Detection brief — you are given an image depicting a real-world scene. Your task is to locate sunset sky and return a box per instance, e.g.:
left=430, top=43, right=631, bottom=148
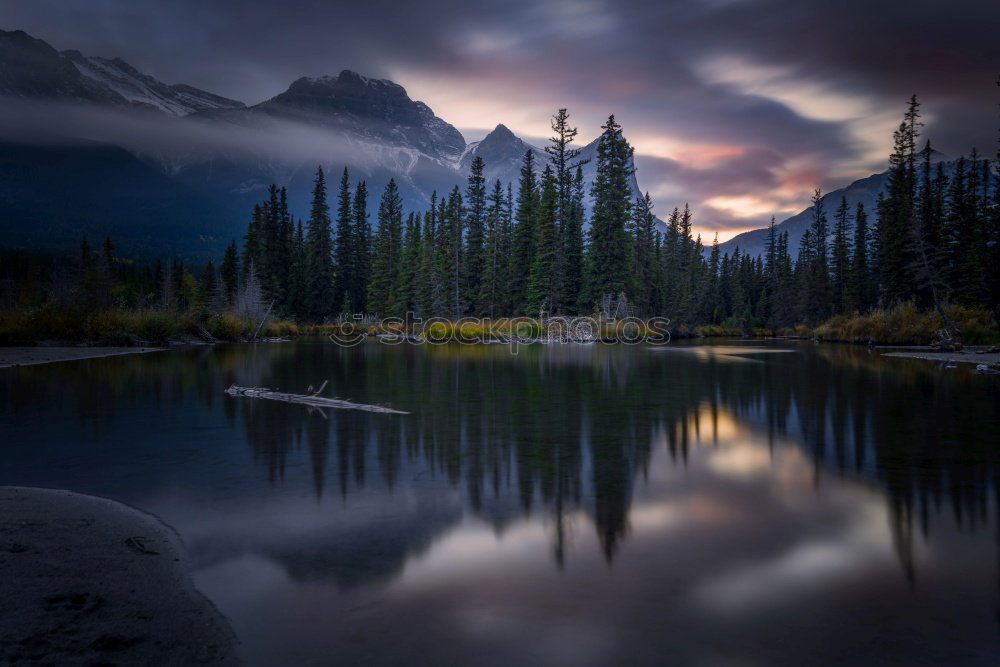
left=7, top=0, right=999, bottom=241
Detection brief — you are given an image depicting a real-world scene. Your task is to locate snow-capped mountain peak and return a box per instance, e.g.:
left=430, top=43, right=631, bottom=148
left=62, top=50, right=245, bottom=116
left=0, top=28, right=244, bottom=116
left=252, top=69, right=466, bottom=162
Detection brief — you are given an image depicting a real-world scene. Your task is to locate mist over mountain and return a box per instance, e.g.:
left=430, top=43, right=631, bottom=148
left=4, top=28, right=713, bottom=259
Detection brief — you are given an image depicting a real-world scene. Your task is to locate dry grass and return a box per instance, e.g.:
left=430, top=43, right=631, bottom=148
left=814, top=303, right=999, bottom=345
left=0, top=307, right=273, bottom=345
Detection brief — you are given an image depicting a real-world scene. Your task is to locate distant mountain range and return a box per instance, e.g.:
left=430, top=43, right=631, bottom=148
left=0, top=28, right=656, bottom=260
left=718, top=151, right=954, bottom=259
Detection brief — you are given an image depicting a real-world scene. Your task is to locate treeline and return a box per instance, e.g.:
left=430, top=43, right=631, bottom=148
left=234, top=100, right=999, bottom=331
left=234, top=110, right=733, bottom=324
left=0, top=238, right=238, bottom=316
left=3, top=98, right=998, bottom=338
left=700, top=97, right=999, bottom=333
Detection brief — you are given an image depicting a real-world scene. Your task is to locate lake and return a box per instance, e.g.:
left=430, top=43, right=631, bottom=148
left=1, top=340, right=998, bottom=665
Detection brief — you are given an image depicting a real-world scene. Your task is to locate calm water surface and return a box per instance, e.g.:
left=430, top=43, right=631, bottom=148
left=2, top=340, right=999, bottom=665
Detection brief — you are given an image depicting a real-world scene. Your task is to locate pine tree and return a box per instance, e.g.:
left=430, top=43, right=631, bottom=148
left=332, top=168, right=354, bottom=313
left=418, top=192, right=438, bottom=318
left=305, top=166, right=334, bottom=321
left=546, top=109, right=584, bottom=311
left=287, top=221, right=308, bottom=320
left=631, top=192, right=658, bottom=315
left=444, top=186, right=465, bottom=318
left=662, top=207, right=680, bottom=316
left=510, top=150, right=538, bottom=314
left=704, top=233, right=722, bottom=324
left=527, top=166, right=559, bottom=315
left=877, top=96, right=921, bottom=305
left=584, top=115, right=634, bottom=309
left=831, top=196, right=851, bottom=314
left=431, top=195, right=450, bottom=316
left=563, top=166, right=585, bottom=313
left=774, top=231, right=795, bottom=328
left=479, top=180, right=506, bottom=318
left=399, top=212, right=422, bottom=314
left=848, top=203, right=871, bottom=313
left=350, top=180, right=371, bottom=313
left=674, top=205, right=696, bottom=323
left=942, top=156, right=969, bottom=300
left=463, top=156, right=487, bottom=315
left=368, top=179, right=404, bottom=315
left=801, top=189, right=831, bottom=324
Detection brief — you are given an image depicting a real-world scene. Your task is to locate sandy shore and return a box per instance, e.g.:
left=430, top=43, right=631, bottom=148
left=0, top=487, right=238, bottom=665
left=0, top=346, right=164, bottom=369
left=881, top=350, right=1000, bottom=365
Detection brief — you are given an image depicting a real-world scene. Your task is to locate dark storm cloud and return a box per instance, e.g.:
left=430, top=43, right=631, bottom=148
left=5, top=0, right=998, bottom=238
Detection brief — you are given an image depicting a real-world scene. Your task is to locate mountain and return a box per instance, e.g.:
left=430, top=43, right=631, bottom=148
left=248, top=71, right=464, bottom=161
left=0, top=28, right=667, bottom=259
left=167, top=69, right=471, bottom=221
left=459, top=123, right=546, bottom=182
left=62, top=50, right=245, bottom=115
left=0, top=28, right=244, bottom=115
left=718, top=151, right=952, bottom=259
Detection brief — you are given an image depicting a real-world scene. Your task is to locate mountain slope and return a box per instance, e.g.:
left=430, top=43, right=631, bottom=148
left=0, top=141, right=241, bottom=259
left=173, top=70, right=469, bottom=217
left=63, top=50, right=244, bottom=115
left=0, top=28, right=670, bottom=258
left=0, top=28, right=244, bottom=115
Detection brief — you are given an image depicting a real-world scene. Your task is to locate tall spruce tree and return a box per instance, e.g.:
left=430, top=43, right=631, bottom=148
left=399, top=212, right=422, bottom=314
left=831, top=196, right=851, bottom=315
left=631, top=192, right=658, bottom=315
left=435, top=186, right=465, bottom=319
left=584, top=115, right=634, bottom=308
left=527, top=166, right=560, bottom=314
left=479, top=180, right=506, bottom=318
left=801, top=189, right=831, bottom=324
left=287, top=221, right=308, bottom=320
left=332, top=168, right=354, bottom=313
left=510, top=150, right=538, bottom=314
left=418, top=192, right=438, bottom=317
left=367, top=179, right=404, bottom=315
left=877, top=96, right=921, bottom=305
left=546, top=109, right=584, bottom=311
left=849, top=202, right=871, bottom=313
left=463, top=156, right=487, bottom=315
left=564, top=166, right=586, bottom=313
left=350, top=180, right=370, bottom=313
left=305, top=166, right=334, bottom=321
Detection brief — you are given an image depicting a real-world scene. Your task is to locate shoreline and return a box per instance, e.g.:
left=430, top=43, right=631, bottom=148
left=0, top=346, right=166, bottom=369
left=0, top=487, right=238, bottom=664
left=881, top=349, right=1000, bottom=365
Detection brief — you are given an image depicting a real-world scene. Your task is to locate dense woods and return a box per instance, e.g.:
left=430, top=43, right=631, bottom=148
left=2, top=98, right=999, bottom=342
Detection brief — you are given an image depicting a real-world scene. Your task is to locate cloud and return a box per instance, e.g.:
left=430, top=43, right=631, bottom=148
left=4, top=0, right=998, bottom=239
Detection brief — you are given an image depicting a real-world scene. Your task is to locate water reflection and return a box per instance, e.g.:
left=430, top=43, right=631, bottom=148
left=1, top=341, right=998, bottom=664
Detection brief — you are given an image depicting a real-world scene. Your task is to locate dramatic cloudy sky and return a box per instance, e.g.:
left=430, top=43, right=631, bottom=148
left=7, top=0, right=1000, bottom=240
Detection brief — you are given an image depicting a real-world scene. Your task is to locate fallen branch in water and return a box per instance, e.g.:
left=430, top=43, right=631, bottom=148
left=225, top=384, right=408, bottom=414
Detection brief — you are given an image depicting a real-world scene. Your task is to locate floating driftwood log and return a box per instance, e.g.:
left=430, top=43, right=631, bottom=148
left=225, top=383, right=408, bottom=414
